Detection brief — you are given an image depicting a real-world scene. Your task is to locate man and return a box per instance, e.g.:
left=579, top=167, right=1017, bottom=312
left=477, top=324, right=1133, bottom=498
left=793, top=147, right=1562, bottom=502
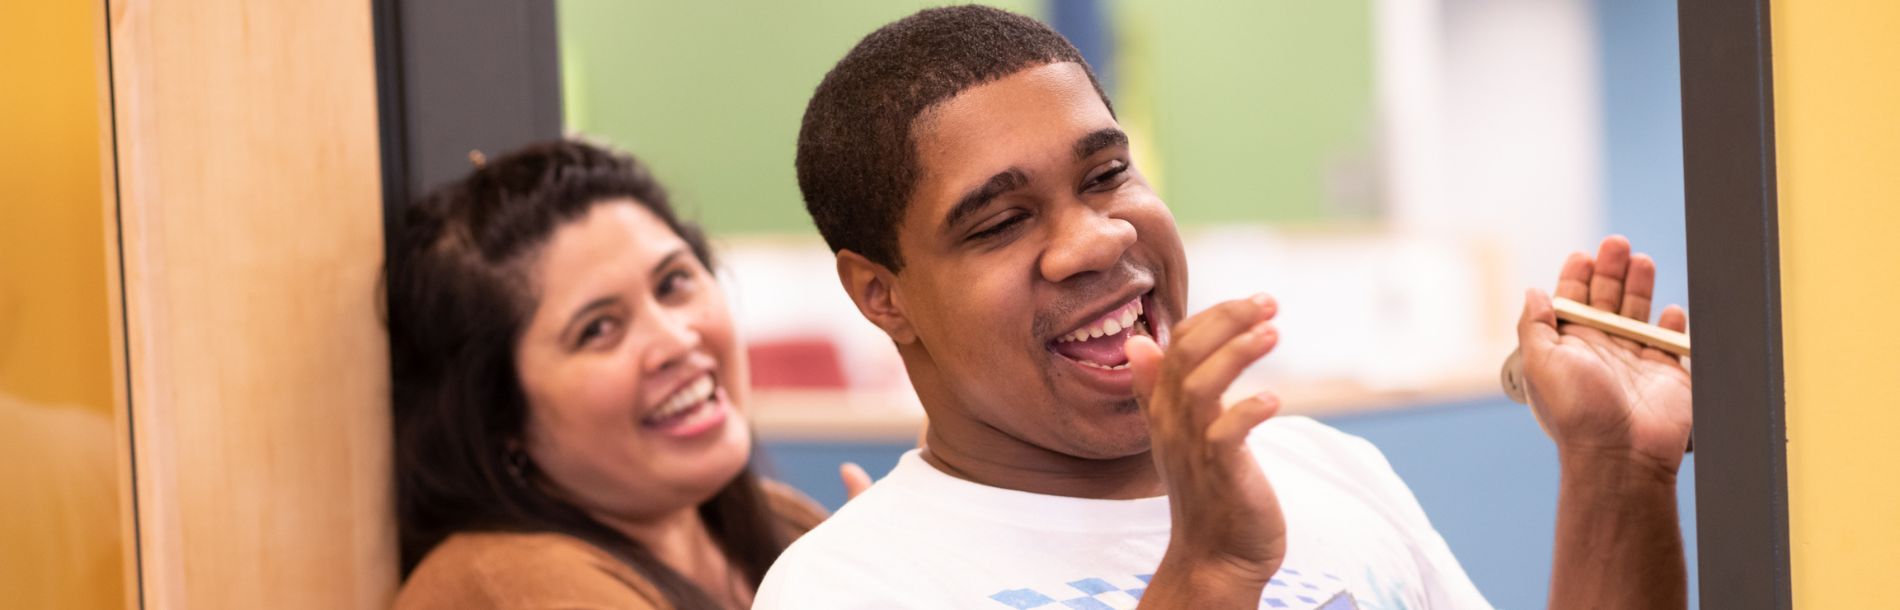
left=757, top=6, right=1693, bottom=609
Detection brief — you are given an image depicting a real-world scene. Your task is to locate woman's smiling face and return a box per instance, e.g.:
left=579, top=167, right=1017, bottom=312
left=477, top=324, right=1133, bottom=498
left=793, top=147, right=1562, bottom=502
left=513, top=200, right=753, bottom=521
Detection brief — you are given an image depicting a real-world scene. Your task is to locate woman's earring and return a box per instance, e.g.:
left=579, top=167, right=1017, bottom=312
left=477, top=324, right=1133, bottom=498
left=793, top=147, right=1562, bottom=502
left=504, top=446, right=531, bottom=484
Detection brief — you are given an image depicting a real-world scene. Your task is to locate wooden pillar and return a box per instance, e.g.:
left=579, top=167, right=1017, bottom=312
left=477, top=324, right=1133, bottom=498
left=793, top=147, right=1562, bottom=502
left=107, top=1, right=396, bottom=607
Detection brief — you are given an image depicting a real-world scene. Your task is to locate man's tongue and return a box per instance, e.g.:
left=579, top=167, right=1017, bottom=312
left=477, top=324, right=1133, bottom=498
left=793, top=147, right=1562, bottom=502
left=1051, top=328, right=1131, bottom=367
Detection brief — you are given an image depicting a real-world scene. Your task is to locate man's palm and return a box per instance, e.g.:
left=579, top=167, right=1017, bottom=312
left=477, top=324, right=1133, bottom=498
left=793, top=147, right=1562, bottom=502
left=1527, top=319, right=1691, bottom=469
left=1517, top=236, right=1692, bottom=473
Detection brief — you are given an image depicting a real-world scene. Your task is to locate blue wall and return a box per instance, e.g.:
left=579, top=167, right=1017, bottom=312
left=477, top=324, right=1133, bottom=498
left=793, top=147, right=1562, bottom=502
left=1325, top=399, right=1698, bottom=609
left=1595, top=0, right=1694, bottom=604
left=1597, top=0, right=1689, bottom=314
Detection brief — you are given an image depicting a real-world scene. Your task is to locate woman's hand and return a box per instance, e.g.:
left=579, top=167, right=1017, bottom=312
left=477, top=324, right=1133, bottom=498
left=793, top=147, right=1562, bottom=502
left=840, top=462, right=874, bottom=500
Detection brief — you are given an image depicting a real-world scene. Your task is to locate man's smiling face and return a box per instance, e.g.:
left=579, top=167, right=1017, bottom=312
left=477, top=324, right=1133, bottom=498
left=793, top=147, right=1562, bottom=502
left=887, top=61, right=1188, bottom=460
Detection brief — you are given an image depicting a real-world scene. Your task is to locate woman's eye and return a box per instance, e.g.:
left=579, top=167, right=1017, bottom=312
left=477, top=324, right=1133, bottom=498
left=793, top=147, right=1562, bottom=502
left=656, top=268, right=696, bottom=299
left=577, top=317, right=619, bottom=346
left=968, top=214, right=1028, bottom=242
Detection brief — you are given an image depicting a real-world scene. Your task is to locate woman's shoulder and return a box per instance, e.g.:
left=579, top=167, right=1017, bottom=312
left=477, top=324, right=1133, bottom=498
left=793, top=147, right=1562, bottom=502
left=393, top=531, right=664, bottom=610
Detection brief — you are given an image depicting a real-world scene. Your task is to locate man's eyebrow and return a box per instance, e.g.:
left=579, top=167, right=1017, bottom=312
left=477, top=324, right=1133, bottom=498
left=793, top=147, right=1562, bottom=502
left=1073, top=128, right=1129, bottom=160
left=942, top=168, right=1029, bottom=232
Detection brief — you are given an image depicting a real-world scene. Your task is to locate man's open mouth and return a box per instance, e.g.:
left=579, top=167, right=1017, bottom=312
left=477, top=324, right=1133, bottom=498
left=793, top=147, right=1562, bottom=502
left=1048, top=295, right=1152, bottom=370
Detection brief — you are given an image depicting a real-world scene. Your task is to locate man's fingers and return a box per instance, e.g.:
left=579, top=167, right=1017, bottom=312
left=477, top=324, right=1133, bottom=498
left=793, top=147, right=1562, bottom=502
left=1556, top=252, right=1594, bottom=302
left=1207, top=392, right=1282, bottom=449
left=1589, top=235, right=1632, bottom=313
left=1621, top=253, right=1656, bottom=322
left=1518, top=288, right=1561, bottom=360
left=1640, top=346, right=1687, bottom=368
left=1658, top=304, right=1688, bottom=333
left=840, top=462, right=874, bottom=500
left=1127, top=334, right=1164, bottom=404
left=1157, top=295, right=1275, bottom=384
left=1176, top=321, right=1278, bottom=422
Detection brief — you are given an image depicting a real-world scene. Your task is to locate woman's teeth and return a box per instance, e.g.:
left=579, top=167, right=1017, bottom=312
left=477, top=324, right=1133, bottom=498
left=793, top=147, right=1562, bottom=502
left=649, top=374, right=716, bottom=422
left=1054, top=299, right=1145, bottom=344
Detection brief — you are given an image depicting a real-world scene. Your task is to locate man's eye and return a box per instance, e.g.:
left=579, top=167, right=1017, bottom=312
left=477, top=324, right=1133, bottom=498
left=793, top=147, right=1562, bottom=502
left=968, top=214, right=1028, bottom=242
left=1086, top=162, right=1130, bottom=190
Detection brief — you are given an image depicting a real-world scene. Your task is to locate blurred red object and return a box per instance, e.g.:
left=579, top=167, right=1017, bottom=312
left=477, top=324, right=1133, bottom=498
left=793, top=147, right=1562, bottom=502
left=746, top=337, right=848, bottom=389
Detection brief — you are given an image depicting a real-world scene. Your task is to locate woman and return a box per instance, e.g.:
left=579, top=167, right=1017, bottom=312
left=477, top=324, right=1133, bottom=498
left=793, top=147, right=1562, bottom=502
left=386, top=140, right=825, bottom=609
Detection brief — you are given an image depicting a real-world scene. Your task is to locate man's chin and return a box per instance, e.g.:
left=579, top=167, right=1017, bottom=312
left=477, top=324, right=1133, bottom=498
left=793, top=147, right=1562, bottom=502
left=1059, top=435, right=1152, bottom=461
left=1047, top=408, right=1152, bottom=460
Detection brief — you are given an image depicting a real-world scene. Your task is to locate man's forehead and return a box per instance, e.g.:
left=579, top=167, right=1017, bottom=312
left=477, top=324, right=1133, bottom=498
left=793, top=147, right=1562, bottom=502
left=915, top=63, right=1110, bottom=152
left=909, top=64, right=1118, bottom=199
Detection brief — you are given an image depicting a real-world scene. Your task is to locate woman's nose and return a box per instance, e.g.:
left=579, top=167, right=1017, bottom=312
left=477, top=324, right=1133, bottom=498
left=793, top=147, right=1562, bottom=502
left=641, top=308, right=702, bottom=373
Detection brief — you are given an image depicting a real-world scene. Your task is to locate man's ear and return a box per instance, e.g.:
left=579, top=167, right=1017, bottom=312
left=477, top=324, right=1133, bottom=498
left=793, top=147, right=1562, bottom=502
left=836, top=250, right=917, bottom=344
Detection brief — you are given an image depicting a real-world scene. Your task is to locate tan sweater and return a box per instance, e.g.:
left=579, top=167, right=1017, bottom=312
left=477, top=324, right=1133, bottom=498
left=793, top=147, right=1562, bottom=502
left=392, top=482, right=828, bottom=610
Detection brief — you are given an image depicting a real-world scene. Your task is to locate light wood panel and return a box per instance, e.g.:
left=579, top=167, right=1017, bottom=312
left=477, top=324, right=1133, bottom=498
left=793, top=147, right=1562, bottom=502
left=107, top=0, right=395, bottom=607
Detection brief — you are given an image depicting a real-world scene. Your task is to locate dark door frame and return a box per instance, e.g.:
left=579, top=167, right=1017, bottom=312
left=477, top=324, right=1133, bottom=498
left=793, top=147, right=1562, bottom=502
left=1678, top=0, right=1792, bottom=607
left=371, top=0, right=562, bottom=255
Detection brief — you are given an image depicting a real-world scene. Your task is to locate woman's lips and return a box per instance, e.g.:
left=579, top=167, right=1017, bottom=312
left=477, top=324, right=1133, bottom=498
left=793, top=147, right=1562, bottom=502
left=641, top=375, right=731, bottom=439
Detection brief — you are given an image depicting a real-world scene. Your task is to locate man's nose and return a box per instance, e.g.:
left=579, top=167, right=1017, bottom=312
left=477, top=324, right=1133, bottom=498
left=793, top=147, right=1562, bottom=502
left=1039, top=203, right=1137, bottom=284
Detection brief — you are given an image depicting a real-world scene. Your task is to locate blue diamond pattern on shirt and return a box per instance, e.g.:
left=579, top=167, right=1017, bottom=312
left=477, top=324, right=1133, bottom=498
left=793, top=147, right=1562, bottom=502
left=987, top=569, right=1353, bottom=609
left=991, top=588, right=1057, bottom=609
left=1061, top=598, right=1115, bottom=610
left=1068, top=578, right=1117, bottom=595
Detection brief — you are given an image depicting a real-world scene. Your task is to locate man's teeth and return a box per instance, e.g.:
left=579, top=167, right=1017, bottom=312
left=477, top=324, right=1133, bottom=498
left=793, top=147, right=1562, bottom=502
left=652, top=374, right=715, bottom=420
left=1055, top=299, right=1144, bottom=344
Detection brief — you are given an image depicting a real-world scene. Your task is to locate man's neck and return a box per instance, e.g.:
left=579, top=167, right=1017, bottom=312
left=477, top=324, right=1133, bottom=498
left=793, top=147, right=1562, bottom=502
left=917, top=419, right=1166, bottom=500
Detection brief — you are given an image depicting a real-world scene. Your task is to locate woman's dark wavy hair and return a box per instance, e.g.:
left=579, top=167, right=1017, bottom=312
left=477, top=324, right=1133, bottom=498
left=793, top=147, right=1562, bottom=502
left=386, top=139, right=786, bottom=608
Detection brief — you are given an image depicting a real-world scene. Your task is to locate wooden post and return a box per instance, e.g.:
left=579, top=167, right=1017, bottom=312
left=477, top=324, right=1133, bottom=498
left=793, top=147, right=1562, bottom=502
left=107, top=1, right=396, bottom=607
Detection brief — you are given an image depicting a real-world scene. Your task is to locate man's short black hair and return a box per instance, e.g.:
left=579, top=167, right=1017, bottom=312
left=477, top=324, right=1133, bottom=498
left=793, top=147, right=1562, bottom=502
left=795, top=5, right=1112, bottom=271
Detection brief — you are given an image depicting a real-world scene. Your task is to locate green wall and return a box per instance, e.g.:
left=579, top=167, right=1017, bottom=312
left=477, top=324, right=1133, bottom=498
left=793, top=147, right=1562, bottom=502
left=560, top=0, right=1371, bottom=235
left=1114, top=0, right=1374, bottom=226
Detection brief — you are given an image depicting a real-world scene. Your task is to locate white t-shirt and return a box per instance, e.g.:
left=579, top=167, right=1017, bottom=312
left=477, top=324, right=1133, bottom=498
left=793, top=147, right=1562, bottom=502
left=755, top=417, right=1490, bottom=610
